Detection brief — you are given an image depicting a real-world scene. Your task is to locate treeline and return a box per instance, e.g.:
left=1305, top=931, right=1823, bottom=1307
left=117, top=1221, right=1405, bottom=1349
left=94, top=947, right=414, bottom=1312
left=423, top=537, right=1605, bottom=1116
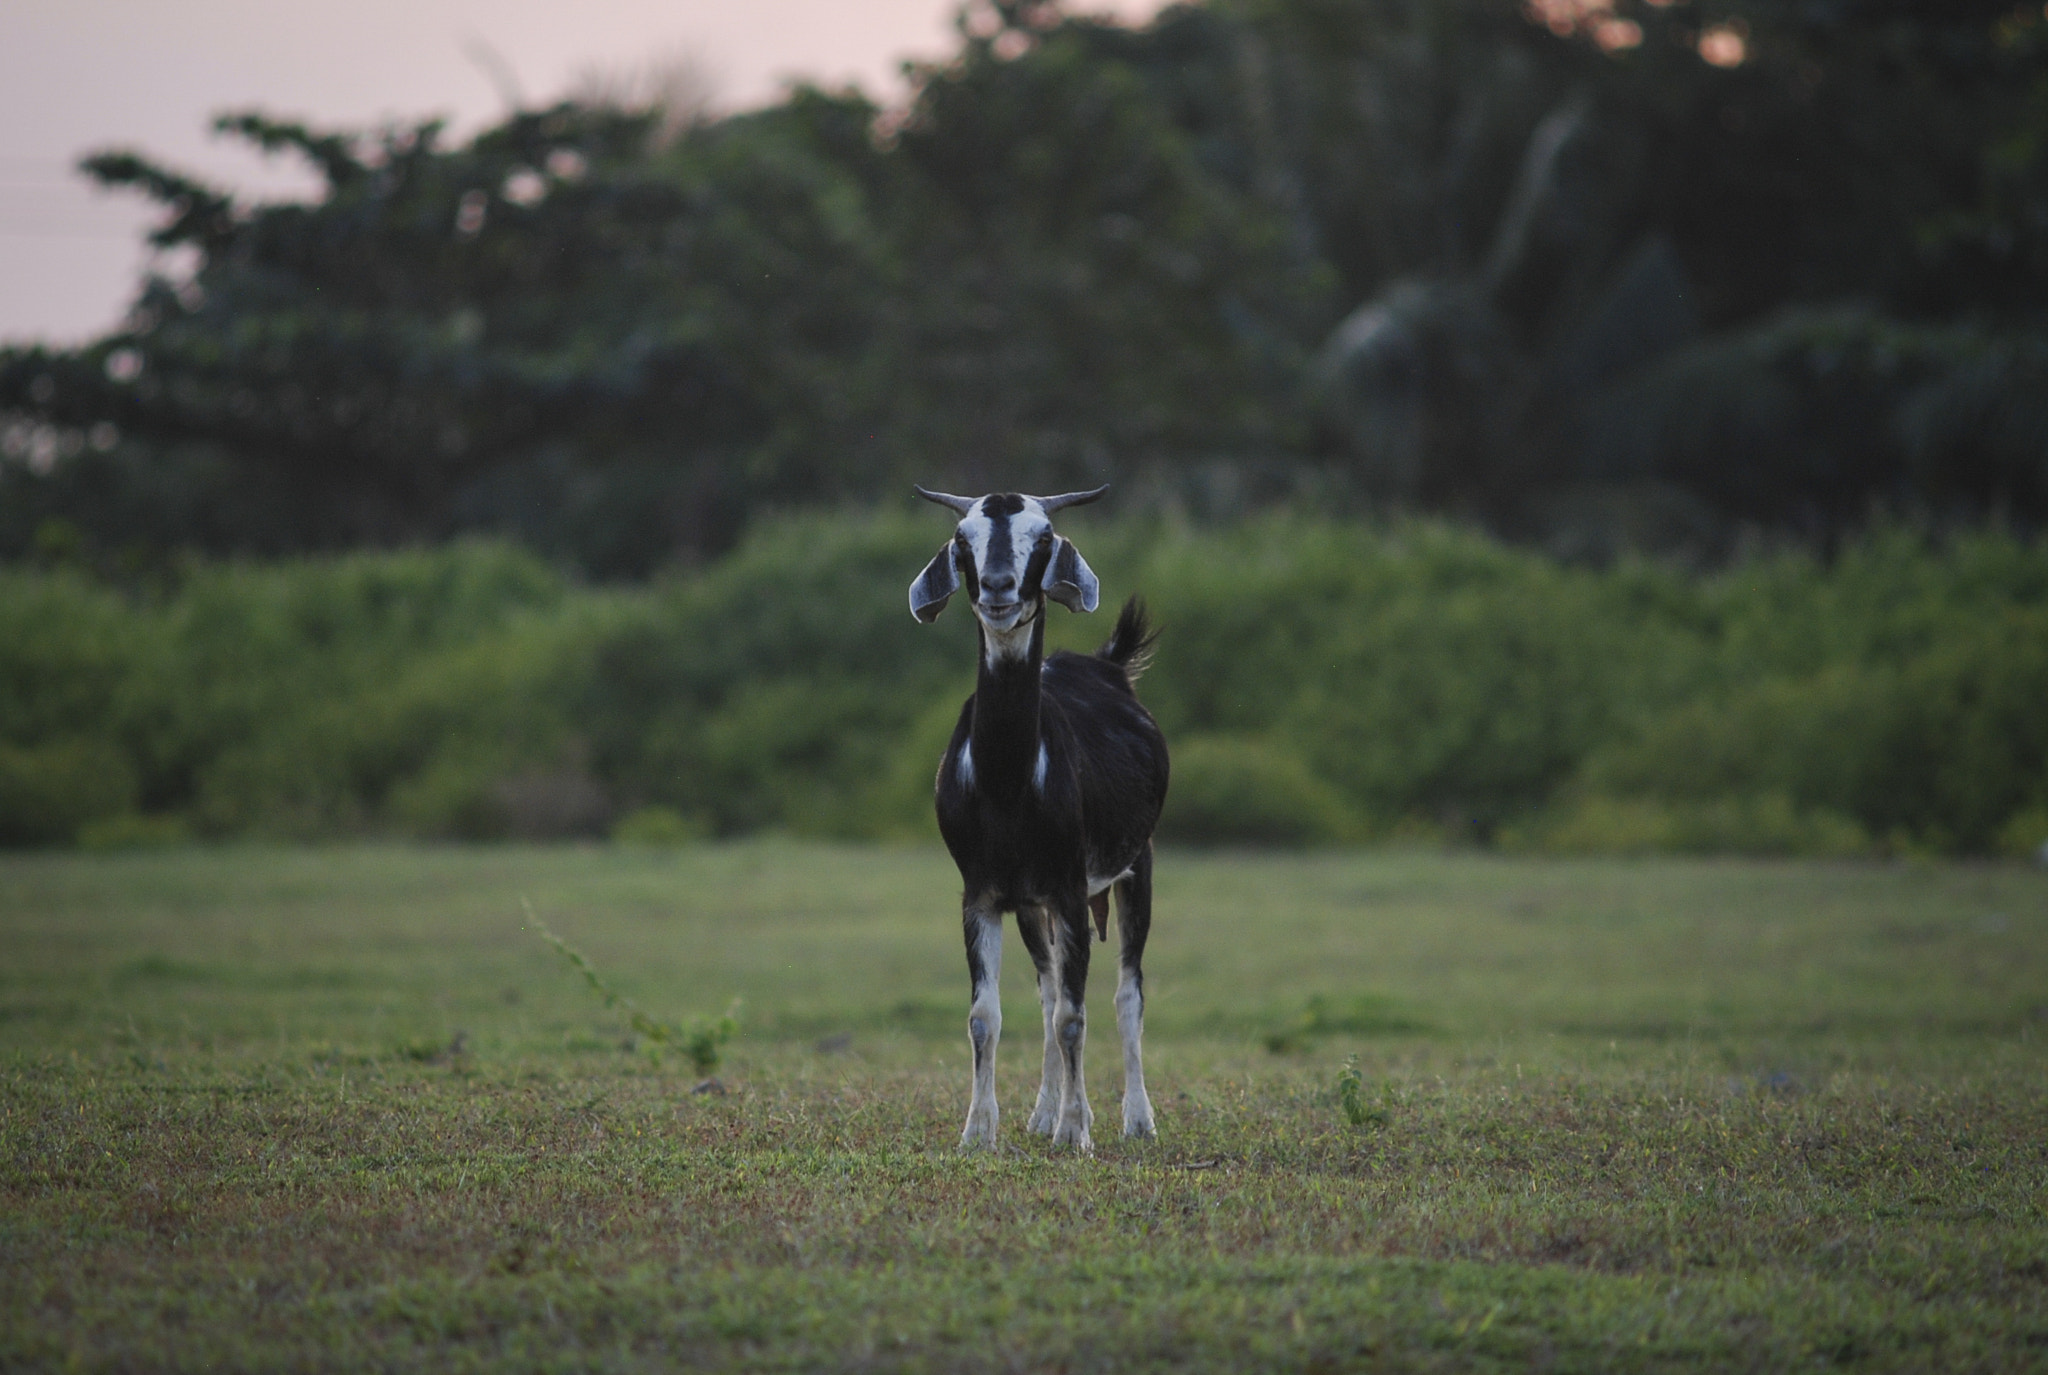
left=3, top=0, right=2047, bottom=573
left=6, top=516, right=2046, bottom=856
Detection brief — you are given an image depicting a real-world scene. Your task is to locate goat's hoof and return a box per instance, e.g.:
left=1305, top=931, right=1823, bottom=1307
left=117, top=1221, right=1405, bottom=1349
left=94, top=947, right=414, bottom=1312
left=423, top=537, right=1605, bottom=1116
left=1123, top=1117, right=1156, bottom=1140
left=1026, top=1105, right=1058, bottom=1136
left=1052, top=1121, right=1094, bottom=1153
left=959, top=1107, right=999, bottom=1151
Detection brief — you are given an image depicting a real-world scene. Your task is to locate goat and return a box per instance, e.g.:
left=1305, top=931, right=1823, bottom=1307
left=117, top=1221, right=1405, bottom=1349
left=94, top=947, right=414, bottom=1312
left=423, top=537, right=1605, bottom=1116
left=907, top=485, right=1170, bottom=1151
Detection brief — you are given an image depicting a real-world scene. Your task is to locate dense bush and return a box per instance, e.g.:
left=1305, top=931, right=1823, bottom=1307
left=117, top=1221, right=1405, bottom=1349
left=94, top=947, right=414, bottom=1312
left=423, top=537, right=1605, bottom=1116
left=3, top=517, right=2046, bottom=856
left=1567, top=533, right=2048, bottom=855
left=1157, top=735, right=1363, bottom=847
left=1125, top=521, right=1701, bottom=835
left=1501, top=794, right=1871, bottom=859
left=0, top=737, right=136, bottom=847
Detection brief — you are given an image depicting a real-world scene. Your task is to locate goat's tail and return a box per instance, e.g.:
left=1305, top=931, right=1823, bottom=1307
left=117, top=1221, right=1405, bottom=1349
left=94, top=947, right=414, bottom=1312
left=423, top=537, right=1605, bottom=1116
left=1097, top=596, right=1160, bottom=684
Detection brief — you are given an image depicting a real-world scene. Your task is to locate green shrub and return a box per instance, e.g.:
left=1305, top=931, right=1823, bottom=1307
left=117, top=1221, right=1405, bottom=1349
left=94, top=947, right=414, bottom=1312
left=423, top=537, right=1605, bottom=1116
left=1158, top=734, right=1362, bottom=846
left=4, top=518, right=2048, bottom=854
left=1996, top=806, right=2048, bottom=861
left=0, top=737, right=137, bottom=846
left=381, top=751, right=498, bottom=840
left=1576, top=605, right=2048, bottom=853
left=76, top=813, right=192, bottom=851
left=1503, top=793, right=1870, bottom=858
left=611, top=805, right=707, bottom=847
left=575, top=515, right=970, bottom=837
left=1132, top=520, right=1697, bottom=836
left=851, top=687, right=971, bottom=842
left=0, top=571, right=153, bottom=747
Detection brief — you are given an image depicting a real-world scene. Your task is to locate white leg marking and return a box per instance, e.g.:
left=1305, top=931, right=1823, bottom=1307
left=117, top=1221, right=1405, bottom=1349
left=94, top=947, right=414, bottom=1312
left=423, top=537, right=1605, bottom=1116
left=1032, top=742, right=1049, bottom=795
left=1116, top=963, right=1155, bottom=1140
left=960, top=913, right=1003, bottom=1150
left=1053, top=1004, right=1093, bottom=1152
left=1052, top=924, right=1093, bottom=1153
left=1027, top=967, right=1060, bottom=1135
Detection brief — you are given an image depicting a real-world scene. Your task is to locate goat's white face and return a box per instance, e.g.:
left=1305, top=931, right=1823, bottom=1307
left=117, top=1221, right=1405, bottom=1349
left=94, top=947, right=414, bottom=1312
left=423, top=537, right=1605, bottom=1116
left=955, top=494, right=1055, bottom=632
left=908, top=487, right=1104, bottom=633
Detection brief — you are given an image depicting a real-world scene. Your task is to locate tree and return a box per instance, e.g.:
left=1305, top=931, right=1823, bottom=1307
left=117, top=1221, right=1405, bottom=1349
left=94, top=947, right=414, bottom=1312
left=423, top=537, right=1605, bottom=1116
left=4, top=0, right=2045, bottom=572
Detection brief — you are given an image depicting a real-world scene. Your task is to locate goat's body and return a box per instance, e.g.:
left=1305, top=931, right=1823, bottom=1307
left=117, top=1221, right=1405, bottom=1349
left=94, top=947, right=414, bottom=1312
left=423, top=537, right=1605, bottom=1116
left=936, top=598, right=1168, bottom=1151
left=937, top=639, right=1166, bottom=910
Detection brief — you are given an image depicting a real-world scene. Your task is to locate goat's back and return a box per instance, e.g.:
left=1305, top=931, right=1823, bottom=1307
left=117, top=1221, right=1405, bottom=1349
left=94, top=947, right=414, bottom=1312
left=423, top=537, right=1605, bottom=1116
left=1042, top=648, right=1169, bottom=874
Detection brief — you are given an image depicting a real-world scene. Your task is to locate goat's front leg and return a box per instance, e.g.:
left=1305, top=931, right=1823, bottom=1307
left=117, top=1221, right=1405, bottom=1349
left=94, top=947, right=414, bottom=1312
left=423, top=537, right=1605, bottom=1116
left=959, top=900, right=1004, bottom=1150
left=1050, top=892, right=1094, bottom=1152
left=1017, top=907, right=1061, bottom=1136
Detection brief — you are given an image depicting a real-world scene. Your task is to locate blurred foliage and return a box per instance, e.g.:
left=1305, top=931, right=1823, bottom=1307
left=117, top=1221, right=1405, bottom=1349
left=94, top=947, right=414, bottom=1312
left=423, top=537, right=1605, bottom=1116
left=3, top=0, right=2048, bottom=569
left=1501, top=792, right=1872, bottom=858
left=1159, top=734, right=1365, bottom=845
left=3, top=515, right=2046, bottom=855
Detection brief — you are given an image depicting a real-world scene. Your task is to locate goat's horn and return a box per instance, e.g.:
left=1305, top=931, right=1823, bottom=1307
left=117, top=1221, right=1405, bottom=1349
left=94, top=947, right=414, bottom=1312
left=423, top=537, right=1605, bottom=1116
left=913, top=486, right=977, bottom=514
left=1034, top=485, right=1110, bottom=513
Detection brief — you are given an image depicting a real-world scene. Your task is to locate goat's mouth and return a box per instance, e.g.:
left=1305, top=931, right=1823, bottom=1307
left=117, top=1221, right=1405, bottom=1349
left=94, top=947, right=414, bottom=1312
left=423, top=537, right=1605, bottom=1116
left=975, top=599, right=1030, bottom=627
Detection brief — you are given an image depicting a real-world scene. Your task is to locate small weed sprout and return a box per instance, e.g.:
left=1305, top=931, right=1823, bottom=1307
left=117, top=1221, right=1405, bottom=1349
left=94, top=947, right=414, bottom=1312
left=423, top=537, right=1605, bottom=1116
left=1336, top=1055, right=1365, bottom=1123
left=529, top=903, right=739, bottom=1072
left=1336, top=1055, right=1389, bottom=1128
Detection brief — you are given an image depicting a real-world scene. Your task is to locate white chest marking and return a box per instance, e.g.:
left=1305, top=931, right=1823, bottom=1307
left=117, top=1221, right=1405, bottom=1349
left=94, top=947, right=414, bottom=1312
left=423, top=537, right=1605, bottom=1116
left=956, top=741, right=975, bottom=790
left=1032, top=742, right=1049, bottom=795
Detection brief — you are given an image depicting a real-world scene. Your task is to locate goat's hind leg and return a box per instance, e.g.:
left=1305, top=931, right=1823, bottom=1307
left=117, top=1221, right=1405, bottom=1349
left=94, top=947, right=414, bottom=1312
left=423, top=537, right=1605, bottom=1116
left=1115, top=845, right=1156, bottom=1140
left=1017, top=906, right=1061, bottom=1136
left=959, top=900, right=1004, bottom=1150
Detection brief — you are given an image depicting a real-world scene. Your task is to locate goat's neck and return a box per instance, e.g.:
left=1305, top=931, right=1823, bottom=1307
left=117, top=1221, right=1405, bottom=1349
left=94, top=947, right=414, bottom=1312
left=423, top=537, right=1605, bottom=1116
left=970, top=608, right=1046, bottom=794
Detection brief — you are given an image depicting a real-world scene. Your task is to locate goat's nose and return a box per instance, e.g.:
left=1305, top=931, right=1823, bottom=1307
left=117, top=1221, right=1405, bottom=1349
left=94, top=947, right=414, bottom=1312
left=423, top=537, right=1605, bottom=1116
left=981, top=571, right=1016, bottom=594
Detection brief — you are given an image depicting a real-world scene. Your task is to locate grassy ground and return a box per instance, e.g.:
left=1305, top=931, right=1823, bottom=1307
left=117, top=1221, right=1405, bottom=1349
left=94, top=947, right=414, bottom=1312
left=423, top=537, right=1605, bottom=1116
left=3, top=842, right=2046, bottom=1371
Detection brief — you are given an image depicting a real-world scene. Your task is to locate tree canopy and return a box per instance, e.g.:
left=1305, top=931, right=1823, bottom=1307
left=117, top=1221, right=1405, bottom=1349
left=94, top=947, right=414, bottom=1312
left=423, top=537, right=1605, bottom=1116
left=5, top=0, right=2047, bottom=573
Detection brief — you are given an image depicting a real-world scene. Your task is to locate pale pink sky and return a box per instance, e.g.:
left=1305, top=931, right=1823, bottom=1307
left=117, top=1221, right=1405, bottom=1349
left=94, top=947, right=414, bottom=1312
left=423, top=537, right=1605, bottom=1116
left=0, top=0, right=1163, bottom=345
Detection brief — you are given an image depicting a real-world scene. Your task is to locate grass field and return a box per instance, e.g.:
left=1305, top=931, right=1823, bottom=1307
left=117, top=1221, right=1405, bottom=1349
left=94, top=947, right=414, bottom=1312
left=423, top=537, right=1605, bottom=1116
left=3, top=842, right=2046, bottom=1371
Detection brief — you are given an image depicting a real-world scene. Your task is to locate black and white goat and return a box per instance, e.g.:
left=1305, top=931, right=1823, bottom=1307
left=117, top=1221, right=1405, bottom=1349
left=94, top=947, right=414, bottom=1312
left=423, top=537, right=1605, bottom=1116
left=908, top=485, right=1170, bottom=1151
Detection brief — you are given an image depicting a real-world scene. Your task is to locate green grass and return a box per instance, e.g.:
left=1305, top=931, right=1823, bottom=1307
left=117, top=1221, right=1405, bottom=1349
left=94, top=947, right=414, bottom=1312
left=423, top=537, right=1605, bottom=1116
left=3, top=842, right=2046, bottom=1371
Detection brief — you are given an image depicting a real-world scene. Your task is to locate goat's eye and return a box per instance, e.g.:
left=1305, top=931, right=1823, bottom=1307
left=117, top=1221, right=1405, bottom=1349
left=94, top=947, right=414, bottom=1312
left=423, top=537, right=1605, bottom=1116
left=1037, top=532, right=1054, bottom=549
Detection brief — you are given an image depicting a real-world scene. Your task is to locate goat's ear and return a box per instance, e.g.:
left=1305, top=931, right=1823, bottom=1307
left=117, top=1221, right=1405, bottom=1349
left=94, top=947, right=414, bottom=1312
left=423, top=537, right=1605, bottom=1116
left=1042, top=536, right=1100, bottom=613
left=909, top=541, right=960, bottom=622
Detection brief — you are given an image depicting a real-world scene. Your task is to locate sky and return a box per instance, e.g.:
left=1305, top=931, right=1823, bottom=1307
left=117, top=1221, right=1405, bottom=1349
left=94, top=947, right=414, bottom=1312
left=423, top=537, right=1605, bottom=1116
left=0, top=0, right=1162, bottom=347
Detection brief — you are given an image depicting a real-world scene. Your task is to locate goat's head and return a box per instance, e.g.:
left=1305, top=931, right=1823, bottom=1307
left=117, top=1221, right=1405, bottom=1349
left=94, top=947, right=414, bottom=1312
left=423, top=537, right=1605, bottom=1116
left=908, top=486, right=1106, bottom=630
